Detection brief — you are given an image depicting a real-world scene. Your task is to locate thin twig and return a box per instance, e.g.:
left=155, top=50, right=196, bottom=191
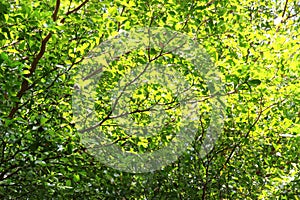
left=61, top=0, right=90, bottom=23
left=219, top=97, right=287, bottom=172
left=276, top=0, right=289, bottom=32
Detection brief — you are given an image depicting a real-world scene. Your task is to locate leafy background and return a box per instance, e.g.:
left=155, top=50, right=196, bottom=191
left=0, top=0, right=299, bottom=199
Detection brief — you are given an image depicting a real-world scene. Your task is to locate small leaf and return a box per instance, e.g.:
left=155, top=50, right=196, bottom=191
left=40, top=117, right=48, bottom=125
left=67, top=143, right=73, bottom=154
left=248, top=79, right=261, bottom=86
left=23, top=70, right=31, bottom=75
left=73, top=174, right=80, bottom=182
left=66, top=180, right=72, bottom=186
left=115, top=16, right=127, bottom=23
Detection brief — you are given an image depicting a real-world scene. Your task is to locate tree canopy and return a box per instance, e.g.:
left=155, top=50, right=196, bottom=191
left=0, top=0, right=299, bottom=199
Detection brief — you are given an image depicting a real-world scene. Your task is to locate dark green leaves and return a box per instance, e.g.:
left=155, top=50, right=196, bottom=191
left=248, top=79, right=262, bottom=86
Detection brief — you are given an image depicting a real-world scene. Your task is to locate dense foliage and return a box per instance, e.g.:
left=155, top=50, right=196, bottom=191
left=0, top=0, right=299, bottom=199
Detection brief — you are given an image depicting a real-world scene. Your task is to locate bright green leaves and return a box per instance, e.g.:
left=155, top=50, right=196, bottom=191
left=1, top=0, right=299, bottom=198
left=90, top=49, right=184, bottom=154
left=115, top=16, right=128, bottom=23
left=73, top=174, right=80, bottom=182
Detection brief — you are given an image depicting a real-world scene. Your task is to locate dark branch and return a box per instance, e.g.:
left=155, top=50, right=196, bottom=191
left=276, top=0, right=289, bottom=32
left=61, top=0, right=90, bottom=23
left=52, top=0, right=61, bottom=21
left=7, top=0, right=61, bottom=119
left=7, top=0, right=90, bottom=119
left=282, top=0, right=289, bottom=18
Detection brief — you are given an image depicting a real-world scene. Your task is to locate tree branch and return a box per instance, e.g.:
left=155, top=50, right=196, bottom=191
left=7, top=0, right=91, bottom=119
left=282, top=0, right=289, bottom=19
left=219, top=97, right=287, bottom=172
left=276, top=0, right=289, bottom=32
left=52, top=0, right=61, bottom=21
left=7, top=0, right=61, bottom=119
left=61, top=0, right=90, bottom=23
left=205, top=0, right=216, bottom=7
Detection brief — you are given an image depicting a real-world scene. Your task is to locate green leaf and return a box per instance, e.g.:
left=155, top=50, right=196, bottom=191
left=73, top=174, right=80, bottom=182
left=23, top=70, right=30, bottom=75
left=66, top=180, right=72, bottom=187
left=248, top=79, right=262, bottom=86
left=67, top=143, right=73, bottom=154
